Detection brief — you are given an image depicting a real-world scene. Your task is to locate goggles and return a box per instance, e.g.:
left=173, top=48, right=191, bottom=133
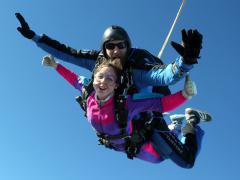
left=105, top=42, right=127, bottom=50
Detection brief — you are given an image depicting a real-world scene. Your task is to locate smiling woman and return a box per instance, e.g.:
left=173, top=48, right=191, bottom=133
left=2, top=0, right=238, bottom=179
left=39, top=54, right=210, bottom=169
left=93, top=60, right=121, bottom=101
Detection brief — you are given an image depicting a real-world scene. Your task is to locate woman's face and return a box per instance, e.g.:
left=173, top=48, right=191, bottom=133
left=93, top=66, right=118, bottom=100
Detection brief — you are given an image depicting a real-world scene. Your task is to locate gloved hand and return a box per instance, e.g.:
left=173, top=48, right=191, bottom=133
left=171, top=29, right=203, bottom=65
left=15, top=12, right=35, bottom=39
left=42, top=55, right=58, bottom=68
left=182, top=73, right=197, bottom=99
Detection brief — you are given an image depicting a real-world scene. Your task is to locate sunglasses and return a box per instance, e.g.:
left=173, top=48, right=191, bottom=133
left=105, top=42, right=127, bottom=50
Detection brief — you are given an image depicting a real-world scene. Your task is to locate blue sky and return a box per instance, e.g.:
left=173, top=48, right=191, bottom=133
left=0, top=0, right=239, bottom=179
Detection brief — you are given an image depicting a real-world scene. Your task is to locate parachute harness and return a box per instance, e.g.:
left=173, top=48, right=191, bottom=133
left=75, top=57, right=147, bottom=159
left=75, top=2, right=190, bottom=154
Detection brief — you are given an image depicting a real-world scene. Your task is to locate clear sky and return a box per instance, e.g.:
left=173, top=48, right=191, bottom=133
left=1, top=0, right=239, bottom=179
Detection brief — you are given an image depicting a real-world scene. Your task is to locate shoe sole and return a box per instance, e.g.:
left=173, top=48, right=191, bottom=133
left=185, top=108, right=212, bottom=122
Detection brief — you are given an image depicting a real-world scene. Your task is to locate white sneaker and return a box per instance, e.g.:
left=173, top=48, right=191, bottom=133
left=185, top=108, right=212, bottom=124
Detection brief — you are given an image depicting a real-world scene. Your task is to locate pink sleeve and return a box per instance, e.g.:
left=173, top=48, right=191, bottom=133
left=161, top=91, right=187, bottom=112
left=56, top=64, right=80, bottom=88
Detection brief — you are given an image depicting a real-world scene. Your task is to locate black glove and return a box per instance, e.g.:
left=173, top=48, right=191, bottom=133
left=171, top=29, right=203, bottom=65
left=15, top=12, right=35, bottom=39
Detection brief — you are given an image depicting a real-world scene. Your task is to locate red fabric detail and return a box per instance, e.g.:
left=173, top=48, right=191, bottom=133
left=161, top=91, right=187, bottom=112
left=56, top=64, right=78, bottom=86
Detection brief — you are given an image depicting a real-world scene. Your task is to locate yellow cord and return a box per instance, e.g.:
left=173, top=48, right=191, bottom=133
left=158, top=0, right=186, bottom=59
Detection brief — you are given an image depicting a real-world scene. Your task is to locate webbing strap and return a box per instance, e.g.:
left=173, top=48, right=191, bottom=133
left=96, top=132, right=129, bottom=141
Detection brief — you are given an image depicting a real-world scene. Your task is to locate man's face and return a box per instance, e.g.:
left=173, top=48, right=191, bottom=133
left=105, top=40, right=128, bottom=61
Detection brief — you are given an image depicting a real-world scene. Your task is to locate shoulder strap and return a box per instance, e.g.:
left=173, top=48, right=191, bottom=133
left=114, top=94, right=128, bottom=129
left=75, top=79, right=94, bottom=117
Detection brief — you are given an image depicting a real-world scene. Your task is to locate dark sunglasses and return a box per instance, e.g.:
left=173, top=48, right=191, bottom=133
left=105, top=42, right=127, bottom=50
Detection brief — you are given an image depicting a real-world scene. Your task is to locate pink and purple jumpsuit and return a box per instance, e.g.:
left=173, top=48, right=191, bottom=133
left=55, top=63, right=195, bottom=164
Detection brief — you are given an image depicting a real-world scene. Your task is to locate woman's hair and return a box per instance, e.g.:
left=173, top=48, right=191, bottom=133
left=93, top=58, right=123, bottom=84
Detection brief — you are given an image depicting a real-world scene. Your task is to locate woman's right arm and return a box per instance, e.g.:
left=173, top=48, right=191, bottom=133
left=42, top=55, right=88, bottom=92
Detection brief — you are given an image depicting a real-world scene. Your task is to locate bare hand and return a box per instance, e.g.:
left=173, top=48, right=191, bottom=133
left=42, top=55, right=58, bottom=68
left=182, top=73, right=197, bottom=99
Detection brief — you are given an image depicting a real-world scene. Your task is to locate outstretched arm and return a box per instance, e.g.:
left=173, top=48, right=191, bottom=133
left=133, top=56, right=193, bottom=88
left=128, top=73, right=197, bottom=118
left=42, top=55, right=88, bottom=92
left=133, top=29, right=203, bottom=88
left=16, top=12, right=97, bottom=71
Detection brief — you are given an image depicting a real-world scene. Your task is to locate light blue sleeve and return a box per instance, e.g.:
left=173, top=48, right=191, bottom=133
left=132, top=57, right=194, bottom=88
left=75, top=76, right=90, bottom=92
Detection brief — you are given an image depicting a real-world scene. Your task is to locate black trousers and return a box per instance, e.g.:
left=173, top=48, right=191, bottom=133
left=152, top=122, right=198, bottom=168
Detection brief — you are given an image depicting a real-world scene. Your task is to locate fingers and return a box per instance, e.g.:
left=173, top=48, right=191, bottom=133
left=193, top=30, right=203, bottom=40
left=15, top=12, right=29, bottom=29
left=17, top=27, right=23, bottom=33
left=192, top=30, right=203, bottom=49
left=49, top=54, right=54, bottom=61
left=184, top=74, right=197, bottom=98
left=43, top=55, right=50, bottom=60
left=187, top=29, right=193, bottom=37
left=186, top=29, right=203, bottom=48
left=42, top=55, right=52, bottom=64
left=15, top=13, right=25, bottom=24
left=42, top=56, right=51, bottom=66
left=189, top=81, right=197, bottom=96
left=171, top=41, right=184, bottom=56
left=181, top=29, right=188, bottom=44
left=42, top=55, right=57, bottom=68
left=15, top=13, right=24, bottom=22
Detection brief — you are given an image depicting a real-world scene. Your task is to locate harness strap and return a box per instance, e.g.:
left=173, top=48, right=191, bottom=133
left=74, top=54, right=172, bottom=160
left=75, top=79, right=94, bottom=117
left=96, top=130, right=146, bottom=159
left=114, top=95, right=128, bottom=129
left=96, top=132, right=130, bottom=141
left=96, top=131, right=129, bottom=149
left=125, top=130, right=146, bottom=159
